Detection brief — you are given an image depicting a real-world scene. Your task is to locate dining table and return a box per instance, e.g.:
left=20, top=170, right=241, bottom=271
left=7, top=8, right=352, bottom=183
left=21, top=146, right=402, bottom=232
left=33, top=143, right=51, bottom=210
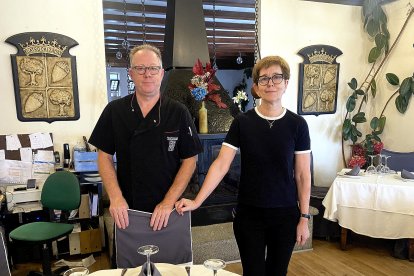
left=88, top=263, right=241, bottom=276
left=322, top=170, right=414, bottom=260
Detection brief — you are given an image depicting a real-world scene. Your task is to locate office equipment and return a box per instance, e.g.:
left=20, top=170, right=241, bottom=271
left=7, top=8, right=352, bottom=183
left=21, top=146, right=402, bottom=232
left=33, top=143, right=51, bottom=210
left=9, top=171, right=81, bottom=275
left=6, top=184, right=42, bottom=212
left=74, top=151, right=98, bottom=172
left=63, top=143, right=70, bottom=168
left=26, top=178, right=36, bottom=190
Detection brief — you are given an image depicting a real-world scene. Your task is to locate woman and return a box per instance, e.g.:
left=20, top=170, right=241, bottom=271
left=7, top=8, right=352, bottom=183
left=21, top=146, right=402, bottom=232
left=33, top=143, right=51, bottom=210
left=176, top=56, right=311, bottom=276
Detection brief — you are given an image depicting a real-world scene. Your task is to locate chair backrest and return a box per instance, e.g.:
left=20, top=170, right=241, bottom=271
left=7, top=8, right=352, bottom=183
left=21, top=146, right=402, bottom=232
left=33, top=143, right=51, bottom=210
left=41, top=171, right=81, bottom=211
left=0, top=232, right=11, bottom=276
left=381, top=149, right=414, bottom=172
left=116, top=209, right=192, bottom=268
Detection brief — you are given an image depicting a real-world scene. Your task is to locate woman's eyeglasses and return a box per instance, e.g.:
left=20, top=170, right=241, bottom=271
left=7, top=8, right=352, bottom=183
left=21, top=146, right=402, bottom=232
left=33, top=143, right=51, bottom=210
left=131, top=65, right=161, bottom=75
left=258, top=74, right=284, bottom=86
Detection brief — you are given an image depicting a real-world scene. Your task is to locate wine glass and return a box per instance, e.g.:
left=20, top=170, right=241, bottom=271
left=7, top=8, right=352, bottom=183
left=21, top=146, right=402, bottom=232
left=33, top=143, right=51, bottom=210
left=381, top=155, right=393, bottom=174
left=366, top=155, right=377, bottom=174
left=63, top=267, right=89, bottom=276
left=375, top=154, right=384, bottom=174
left=203, top=259, right=226, bottom=276
left=137, top=245, right=159, bottom=276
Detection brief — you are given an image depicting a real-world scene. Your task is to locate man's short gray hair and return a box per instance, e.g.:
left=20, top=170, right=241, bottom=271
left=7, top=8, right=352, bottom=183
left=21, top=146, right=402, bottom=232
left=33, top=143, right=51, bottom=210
left=129, top=44, right=163, bottom=67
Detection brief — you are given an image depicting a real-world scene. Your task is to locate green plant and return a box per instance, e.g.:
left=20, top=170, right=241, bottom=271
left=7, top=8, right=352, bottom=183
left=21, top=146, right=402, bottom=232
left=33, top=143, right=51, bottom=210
left=341, top=0, right=414, bottom=166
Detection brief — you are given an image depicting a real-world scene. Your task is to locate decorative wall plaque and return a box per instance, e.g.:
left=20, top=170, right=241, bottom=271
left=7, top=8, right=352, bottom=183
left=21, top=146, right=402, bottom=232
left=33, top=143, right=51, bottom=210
left=297, top=45, right=343, bottom=116
left=6, top=32, right=80, bottom=123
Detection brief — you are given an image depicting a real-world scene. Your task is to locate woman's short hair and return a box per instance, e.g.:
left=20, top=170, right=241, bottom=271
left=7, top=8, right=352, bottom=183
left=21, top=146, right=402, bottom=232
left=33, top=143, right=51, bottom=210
left=252, top=56, right=290, bottom=85
left=129, top=44, right=163, bottom=67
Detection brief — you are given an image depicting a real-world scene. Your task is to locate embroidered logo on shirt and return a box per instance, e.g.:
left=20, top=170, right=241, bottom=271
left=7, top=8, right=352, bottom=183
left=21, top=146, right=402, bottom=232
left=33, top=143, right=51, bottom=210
left=167, top=136, right=178, bottom=151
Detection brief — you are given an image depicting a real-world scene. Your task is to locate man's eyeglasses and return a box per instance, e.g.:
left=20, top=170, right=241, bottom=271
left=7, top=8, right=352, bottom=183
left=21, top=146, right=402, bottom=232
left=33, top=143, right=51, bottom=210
left=131, top=65, right=162, bottom=75
left=258, top=74, right=284, bottom=86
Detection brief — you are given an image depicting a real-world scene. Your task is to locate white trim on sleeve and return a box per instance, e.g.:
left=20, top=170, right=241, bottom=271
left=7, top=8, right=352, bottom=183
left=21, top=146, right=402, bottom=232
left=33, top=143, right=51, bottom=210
left=222, top=142, right=238, bottom=151
left=295, top=150, right=311, bottom=154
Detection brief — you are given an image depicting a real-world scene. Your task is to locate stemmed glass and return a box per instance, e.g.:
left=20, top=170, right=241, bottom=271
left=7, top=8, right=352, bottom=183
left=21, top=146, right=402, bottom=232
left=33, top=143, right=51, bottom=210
left=375, top=154, right=384, bottom=174
left=137, top=245, right=159, bottom=276
left=203, top=259, right=226, bottom=276
left=366, top=155, right=377, bottom=174
left=381, top=155, right=392, bottom=174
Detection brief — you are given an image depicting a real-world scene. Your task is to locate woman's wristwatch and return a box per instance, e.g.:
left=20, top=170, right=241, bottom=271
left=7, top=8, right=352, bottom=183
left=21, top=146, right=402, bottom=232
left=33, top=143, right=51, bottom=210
left=300, top=213, right=311, bottom=219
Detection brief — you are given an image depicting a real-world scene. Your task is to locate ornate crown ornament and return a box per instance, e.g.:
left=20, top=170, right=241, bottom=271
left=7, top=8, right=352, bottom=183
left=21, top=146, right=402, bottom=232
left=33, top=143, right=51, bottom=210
left=307, top=48, right=337, bottom=64
left=19, top=37, right=67, bottom=57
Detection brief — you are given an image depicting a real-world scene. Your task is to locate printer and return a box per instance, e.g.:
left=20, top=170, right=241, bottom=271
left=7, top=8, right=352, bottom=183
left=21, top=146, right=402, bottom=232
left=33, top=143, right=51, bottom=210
left=6, top=185, right=42, bottom=211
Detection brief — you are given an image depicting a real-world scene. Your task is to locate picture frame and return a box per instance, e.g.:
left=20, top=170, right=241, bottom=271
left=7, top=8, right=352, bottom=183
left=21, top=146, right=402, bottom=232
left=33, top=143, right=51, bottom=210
left=127, top=74, right=135, bottom=93
left=6, top=32, right=80, bottom=123
left=297, top=45, right=343, bottom=116
left=110, top=80, right=120, bottom=91
left=128, top=81, right=135, bottom=92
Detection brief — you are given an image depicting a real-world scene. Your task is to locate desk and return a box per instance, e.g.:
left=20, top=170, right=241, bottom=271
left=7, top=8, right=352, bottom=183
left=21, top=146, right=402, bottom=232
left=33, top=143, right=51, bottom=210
left=323, top=172, right=414, bottom=260
left=88, top=263, right=240, bottom=275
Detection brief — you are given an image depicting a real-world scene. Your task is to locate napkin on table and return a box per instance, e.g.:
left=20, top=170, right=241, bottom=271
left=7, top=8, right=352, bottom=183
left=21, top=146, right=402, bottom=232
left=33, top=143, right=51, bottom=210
left=139, top=262, right=162, bottom=276
left=401, top=169, right=414, bottom=179
left=345, top=165, right=360, bottom=176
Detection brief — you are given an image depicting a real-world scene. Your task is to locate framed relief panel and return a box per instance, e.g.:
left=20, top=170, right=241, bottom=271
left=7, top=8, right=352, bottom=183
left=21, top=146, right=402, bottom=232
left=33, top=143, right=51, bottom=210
left=6, top=32, right=80, bottom=123
left=297, top=45, right=343, bottom=116
left=110, top=80, right=120, bottom=91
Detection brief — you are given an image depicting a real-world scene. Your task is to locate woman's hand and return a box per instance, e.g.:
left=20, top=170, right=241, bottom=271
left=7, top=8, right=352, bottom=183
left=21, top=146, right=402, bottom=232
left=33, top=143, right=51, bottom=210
left=175, top=198, right=201, bottom=215
left=296, top=218, right=310, bottom=246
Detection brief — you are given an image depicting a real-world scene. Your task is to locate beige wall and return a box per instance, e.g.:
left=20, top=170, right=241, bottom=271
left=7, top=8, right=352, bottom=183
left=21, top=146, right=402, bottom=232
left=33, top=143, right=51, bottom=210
left=260, top=0, right=414, bottom=186
left=0, top=0, right=107, bottom=154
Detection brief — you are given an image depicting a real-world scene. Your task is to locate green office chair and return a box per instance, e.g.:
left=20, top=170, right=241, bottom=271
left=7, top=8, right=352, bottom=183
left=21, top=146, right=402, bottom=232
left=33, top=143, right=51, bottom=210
left=9, top=171, right=81, bottom=276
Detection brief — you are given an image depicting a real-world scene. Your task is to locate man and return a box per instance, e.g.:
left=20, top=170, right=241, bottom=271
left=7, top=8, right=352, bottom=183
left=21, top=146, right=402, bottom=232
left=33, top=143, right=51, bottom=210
left=90, top=44, right=202, bottom=231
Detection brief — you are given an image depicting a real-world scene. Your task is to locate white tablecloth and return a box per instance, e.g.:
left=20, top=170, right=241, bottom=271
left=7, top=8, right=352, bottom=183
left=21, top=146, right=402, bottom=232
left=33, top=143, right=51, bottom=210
left=323, top=171, right=414, bottom=239
left=88, top=263, right=240, bottom=276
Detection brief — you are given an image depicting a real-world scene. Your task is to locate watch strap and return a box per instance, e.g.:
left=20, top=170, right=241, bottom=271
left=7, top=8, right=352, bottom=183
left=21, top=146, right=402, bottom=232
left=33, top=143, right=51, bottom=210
left=300, top=213, right=311, bottom=219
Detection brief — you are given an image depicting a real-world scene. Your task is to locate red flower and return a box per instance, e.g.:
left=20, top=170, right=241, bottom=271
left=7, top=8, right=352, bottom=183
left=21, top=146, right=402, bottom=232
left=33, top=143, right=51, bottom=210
left=351, top=143, right=365, bottom=157
left=348, top=155, right=366, bottom=168
left=188, top=59, right=227, bottom=108
left=373, top=141, right=384, bottom=154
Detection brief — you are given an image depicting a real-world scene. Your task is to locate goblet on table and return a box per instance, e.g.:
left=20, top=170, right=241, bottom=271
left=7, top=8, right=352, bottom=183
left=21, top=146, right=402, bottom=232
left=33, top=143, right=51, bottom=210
left=137, top=245, right=159, bottom=276
left=376, top=154, right=384, bottom=174
left=366, top=155, right=377, bottom=174
left=381, top=155, right=394, bottom=174
left=203, top=259, right=226, bottom=276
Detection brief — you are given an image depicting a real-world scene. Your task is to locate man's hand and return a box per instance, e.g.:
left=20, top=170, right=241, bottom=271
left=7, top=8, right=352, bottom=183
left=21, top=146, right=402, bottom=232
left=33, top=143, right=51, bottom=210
left=150, top=202, right=174, bottom=231
left=109, top=196, right=129, bottom=229
left=296, top=218, right=310, bottom=246
left=175, top=198, right=200, bottom=215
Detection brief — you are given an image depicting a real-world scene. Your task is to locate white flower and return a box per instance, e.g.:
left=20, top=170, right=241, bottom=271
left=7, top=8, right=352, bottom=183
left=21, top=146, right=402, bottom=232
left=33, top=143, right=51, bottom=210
left=191, top=76, right=208, bottom=90
left=232, top=90, right=248, bottom=104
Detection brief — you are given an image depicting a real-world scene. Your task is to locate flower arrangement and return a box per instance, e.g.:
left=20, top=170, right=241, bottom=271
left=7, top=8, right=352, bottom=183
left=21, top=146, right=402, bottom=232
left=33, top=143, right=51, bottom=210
left=348, top=139, right=384, bottom=168
left=188, top=59, right=227, bottom=108
left=232, top=90, right=248, bottom=111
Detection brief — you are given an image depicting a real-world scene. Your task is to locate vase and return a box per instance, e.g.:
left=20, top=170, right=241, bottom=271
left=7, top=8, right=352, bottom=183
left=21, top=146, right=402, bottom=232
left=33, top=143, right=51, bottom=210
left=199, top=101, right=208, bottom=134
